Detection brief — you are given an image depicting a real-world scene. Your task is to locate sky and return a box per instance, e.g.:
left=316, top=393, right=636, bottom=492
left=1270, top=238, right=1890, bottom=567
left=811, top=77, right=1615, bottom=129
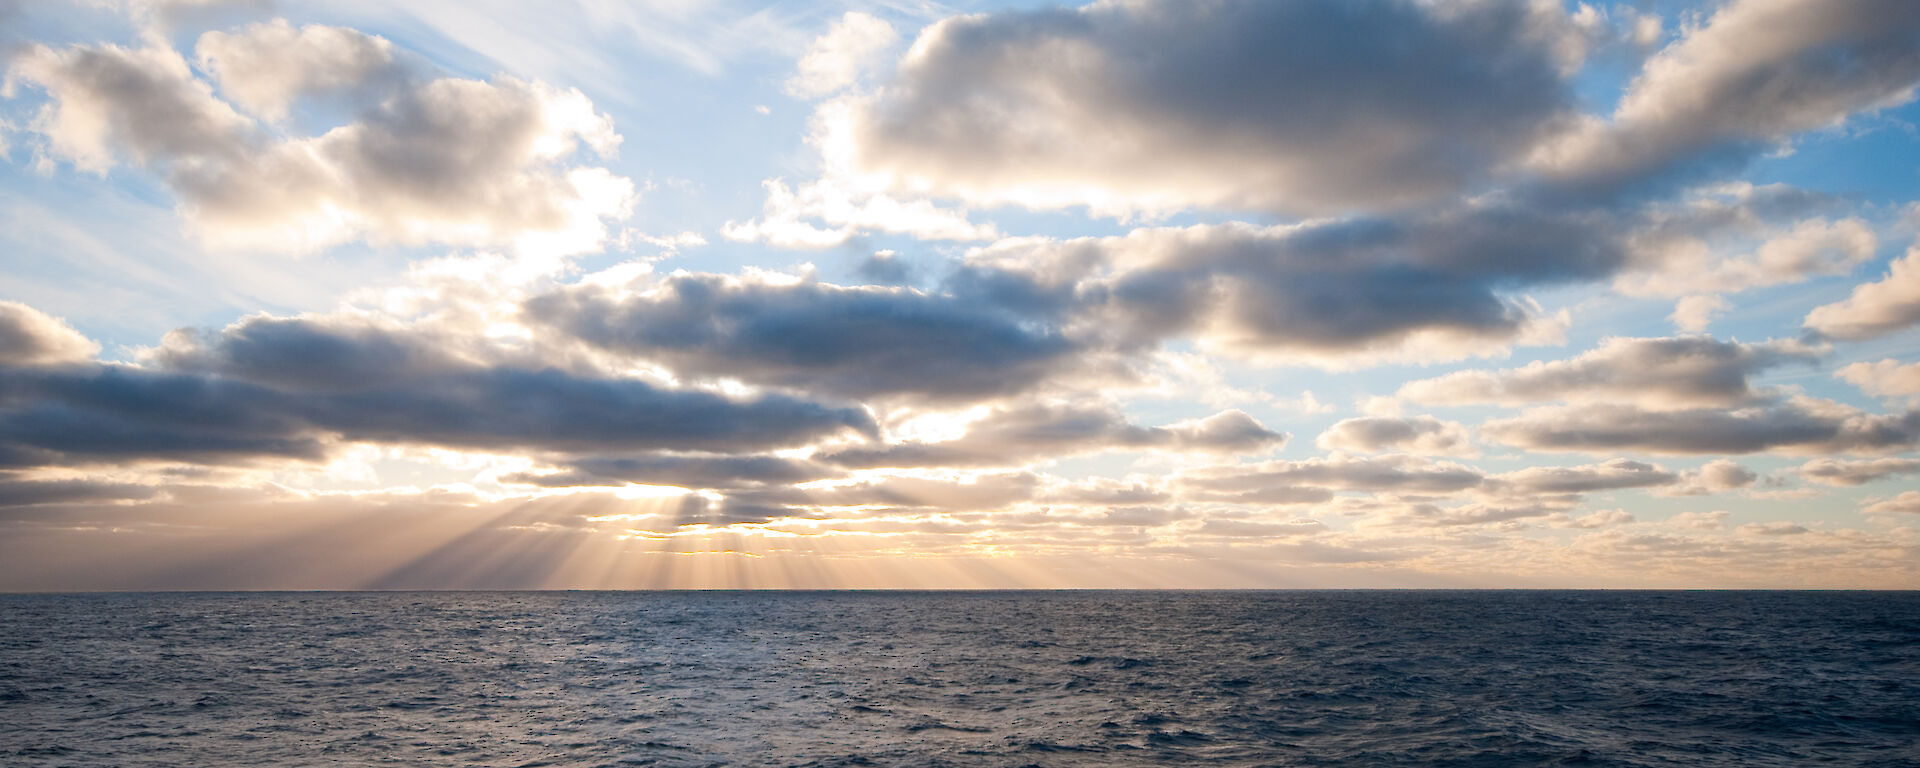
left=1, top=0, right=1918, bottom=590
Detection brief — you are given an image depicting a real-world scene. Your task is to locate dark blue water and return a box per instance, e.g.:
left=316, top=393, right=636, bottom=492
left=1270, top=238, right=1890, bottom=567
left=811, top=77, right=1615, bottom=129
left=2, top=591, right=1916, bottom=767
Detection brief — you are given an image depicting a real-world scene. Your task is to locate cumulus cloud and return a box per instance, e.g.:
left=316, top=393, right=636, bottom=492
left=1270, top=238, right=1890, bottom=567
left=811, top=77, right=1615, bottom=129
left=1806, top=247, right=1920, bottom=341
left=1837, top=359, right=1920, bottom=398
left=1482, top=398, right=1920, bottom=455
left=821, top=402, right=1284, bottom=469
left=0, top=301, right=99, bottom=366
left=1534, top=0, right=1920, bottom=194
left=1399, top=336, right=1821, bottom=410
left=1664, top=459, right=1759, bottom=496
left=842, top=0, right=1585, bottom=216
left=1618, top=203, right=1877, bottom=298
left=1798, top=457, right=1920, bottom=486
left=5, top=22, right=632, bottom=256
left=1316, top=415, right=1474, bottom=456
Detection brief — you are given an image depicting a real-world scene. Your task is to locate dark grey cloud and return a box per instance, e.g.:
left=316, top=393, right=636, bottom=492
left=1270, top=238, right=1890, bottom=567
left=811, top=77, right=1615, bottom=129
left=0, top=313, right=875, bottom=470
left=0, top=364, right=328, bottom=467
left=153, top=316, right=465, bottom=393
left=298, top=367, right=873, bottom=454
left=1483, top=401, right=1920, bottom=455
left=957, top=209, right=1617, bottom=363
left=0, top=476, right=160, bottom=508
left=525, top=273, right=1098, bottom=402
left=850, top=0, right=1584, bottom=215
left=820, top=402, right=1284, bottom=469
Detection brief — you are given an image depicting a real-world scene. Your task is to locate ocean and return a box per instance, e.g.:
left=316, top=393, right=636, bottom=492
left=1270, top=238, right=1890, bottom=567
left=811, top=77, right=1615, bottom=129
left=2, top=591, right=1916, bottom=767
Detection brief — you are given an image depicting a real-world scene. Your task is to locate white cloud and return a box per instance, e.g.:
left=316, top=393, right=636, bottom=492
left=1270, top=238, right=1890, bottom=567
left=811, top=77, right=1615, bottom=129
left=1670, top=294, right=1731, bottom=332
left=1806, top=246, right=1920, bottom=340
left=195, top=19, right=402, bottom=120
left=785, top=11, right=896, bottom=99
left=1837, top=358, right=1920, bottom=398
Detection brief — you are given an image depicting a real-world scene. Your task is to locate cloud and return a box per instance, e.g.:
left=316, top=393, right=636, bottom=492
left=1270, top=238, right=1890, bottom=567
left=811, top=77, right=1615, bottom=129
left=6, top=22, right=632, bottom=256
left=1192, top=518, right=1326, bottom=539
left=1806, top=246, right=1920, bottom=341
left=1534, top=0, right=1920, bottom=195
left=1176, top=454, right=1485, bottom=503
left=786, top=11, right=896, bottom=99
left=1488, top=459, right=1678, bottom=495
left=1617, top=197, right=1877, bottom=298
left=1799, top=457, right=1920, bottom=486
left=0, top=311, right=878, bottom=471
left=1315, top=415, right=1474, bottom=456
left=1837, top=359, right=1920, bottom=399
left=1667, top=509, right=1730, bottom=530
left=1561, top=508, right=1635, bottom=529
left=1670, top=295, right=1730, bottom=332
left=1482, top=398, right=1920, bottom=455
left=1863, top=490, right=1920, bottom=516
left=1738, top=521, right=1809, bottom=536
left=1689, top=459, right=1758, bottom=492
left=150, top=315, right=470, bottom=394
left=0, top=301, right=99, bottom=366
left=842, top=0, right=1585, bottom=216
left=967, top=214, right=1592, bottom=366
left=720, top=177, right=998, bottom=248
left=821, top=402, right=1283, bottom=469
left=525, top=272, right=1100, bottom=403
left=0, top=363, right=328, bottom=468
left=0, top=475, right=161, bottom=507
left=6, top=40, right=254, bottom=172
left=194, top=19, right=405, bottom=120
left=506, top=454, right=833, bottom=491
left=1398, top=336, right=1822, bottom=410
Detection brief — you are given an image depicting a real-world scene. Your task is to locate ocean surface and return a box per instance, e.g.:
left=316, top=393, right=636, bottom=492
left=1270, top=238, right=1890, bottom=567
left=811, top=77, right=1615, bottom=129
left=2, top=591, right=1916, bottom=767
